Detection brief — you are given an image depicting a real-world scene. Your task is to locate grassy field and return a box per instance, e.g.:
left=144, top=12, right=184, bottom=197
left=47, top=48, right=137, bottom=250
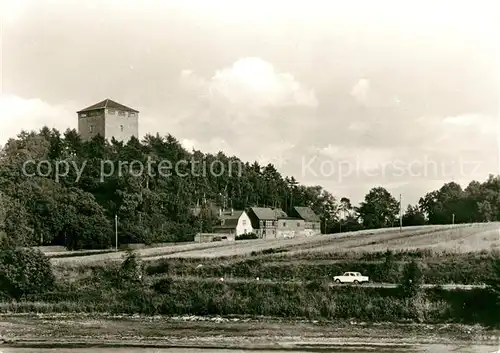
left=49, top=223, right=500, bottom=266
left=48, top=223, right=500, bottom=264
left=5, top=223, right=500, bottom=328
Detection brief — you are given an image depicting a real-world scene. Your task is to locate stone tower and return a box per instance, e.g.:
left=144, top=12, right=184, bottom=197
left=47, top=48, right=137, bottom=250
left=77, top=98, right=139, bottom=142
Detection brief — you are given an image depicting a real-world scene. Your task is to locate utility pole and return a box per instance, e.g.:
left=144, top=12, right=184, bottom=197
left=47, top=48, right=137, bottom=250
left=115, top=214, right=118, bottom=252
left=399, top=194, right=403, bottom=232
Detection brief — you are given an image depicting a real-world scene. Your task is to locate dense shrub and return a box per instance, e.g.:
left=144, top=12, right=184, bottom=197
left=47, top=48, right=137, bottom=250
left=399, top=260, right=424, bottom=297
left=142, top=253, right=497, bottom=285
left=0, top=248, right=55, bottom=299
left=12, top=277, right=498, bottom=325
left=236, top=233, right=258, bottom=240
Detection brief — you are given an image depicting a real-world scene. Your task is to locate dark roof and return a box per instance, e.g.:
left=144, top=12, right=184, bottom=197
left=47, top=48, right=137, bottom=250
left=220, top=210, right=243, bottom=221
left=293, top=206, right=321, bottom=222
left=250, top=207, right=276, bottom=220
left=213, top=222, right=237, bottom=230
left=77, top=99, right=139, bottom=113
left=273, top=208, right=288, bottom=218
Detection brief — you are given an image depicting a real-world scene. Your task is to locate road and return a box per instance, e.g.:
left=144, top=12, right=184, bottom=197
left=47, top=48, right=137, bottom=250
left=160, top=275, right=486, bottom=290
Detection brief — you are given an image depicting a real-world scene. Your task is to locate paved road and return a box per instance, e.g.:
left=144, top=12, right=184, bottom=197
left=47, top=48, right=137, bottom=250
left=161, top=275, right=486, bottom=290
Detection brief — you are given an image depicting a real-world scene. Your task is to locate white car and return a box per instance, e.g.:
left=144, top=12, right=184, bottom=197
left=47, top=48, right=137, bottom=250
left=333, top=272, right=369, bottom=284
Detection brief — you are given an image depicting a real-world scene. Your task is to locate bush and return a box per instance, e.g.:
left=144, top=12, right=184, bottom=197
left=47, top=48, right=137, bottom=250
left=0, top=248, right=55, bottom=299
left=399, top=260, right=424, bottom=298
left=236, top=232, right=258, bottom=240
left=119, top=250, right=144, bottom=286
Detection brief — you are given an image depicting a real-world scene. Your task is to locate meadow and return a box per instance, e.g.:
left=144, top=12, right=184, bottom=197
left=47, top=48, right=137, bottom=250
left=49, top=223, right=500, bottom=266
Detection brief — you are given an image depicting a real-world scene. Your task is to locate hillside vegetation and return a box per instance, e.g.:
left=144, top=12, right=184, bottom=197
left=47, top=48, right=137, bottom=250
left=0, top=127, right=500, bottom=251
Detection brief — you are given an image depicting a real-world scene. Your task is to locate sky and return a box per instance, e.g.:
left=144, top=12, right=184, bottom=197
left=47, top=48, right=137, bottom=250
left=0, top=0, right=498, bottom=206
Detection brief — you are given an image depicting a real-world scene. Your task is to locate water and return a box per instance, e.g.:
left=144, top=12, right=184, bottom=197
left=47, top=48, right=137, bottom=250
left=0, top=346, right=498, bottom=353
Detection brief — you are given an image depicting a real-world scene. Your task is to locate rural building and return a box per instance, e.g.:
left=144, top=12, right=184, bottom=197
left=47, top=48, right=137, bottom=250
left=247, top=207, right=277, bottom=239
left=273, top=208, right=306, bottom=238
left=77, top=98, right=139, bottom=142
left=212, top=209, right=253, bottom=236
left=289, top=206, right=321, bottom=236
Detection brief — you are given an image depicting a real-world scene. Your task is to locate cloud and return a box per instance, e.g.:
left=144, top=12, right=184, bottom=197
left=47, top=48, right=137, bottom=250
left=0, top=95, right=76, bottom=146
left=175, top=57, right=318, bottom=168
left=350, top=78, right=371, bottom=104
left=180, top=137, right=237, bottom=157
left=181, top=57, right=318, bottom=109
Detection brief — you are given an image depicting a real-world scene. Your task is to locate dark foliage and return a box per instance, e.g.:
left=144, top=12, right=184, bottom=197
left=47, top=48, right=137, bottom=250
left=0, top=248, right=55, bottom=299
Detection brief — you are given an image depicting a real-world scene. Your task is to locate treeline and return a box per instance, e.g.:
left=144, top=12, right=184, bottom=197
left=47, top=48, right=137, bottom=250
left=0, top=127, right=499, bottom=249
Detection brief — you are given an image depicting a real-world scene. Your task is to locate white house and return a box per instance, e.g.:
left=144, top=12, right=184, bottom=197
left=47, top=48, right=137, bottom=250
left=212, top=209, right=254, bottom=236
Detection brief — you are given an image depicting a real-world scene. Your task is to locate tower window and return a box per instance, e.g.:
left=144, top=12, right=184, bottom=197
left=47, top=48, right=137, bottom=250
left=120, top=125, right=124, bottom=132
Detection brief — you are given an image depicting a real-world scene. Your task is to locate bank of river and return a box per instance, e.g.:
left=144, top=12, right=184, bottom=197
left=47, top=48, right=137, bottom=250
left=0, top=314, right=498, bottom=352
left=0, top=347, right=498, bottom=353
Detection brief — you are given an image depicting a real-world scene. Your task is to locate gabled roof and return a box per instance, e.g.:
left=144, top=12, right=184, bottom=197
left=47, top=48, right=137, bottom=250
left=77, top=99, right=139, bottom=113
left=220, top=210, right=243, bottom=221
left=293, top=206, right=321, bottom=222
left=214, top=218, right=239, bottom=229
left=273, top=208, right=288, bottom=218
left=250, top=207, right=276, bottom=220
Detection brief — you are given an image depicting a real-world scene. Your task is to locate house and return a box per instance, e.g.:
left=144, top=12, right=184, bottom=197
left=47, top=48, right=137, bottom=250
left=212, top=209, right=253, bottom=236
left=289, top=206, right=321, bottom=236
left=77, top=98, right=139, bottom=142
left=247, top=207, right=277, bottom=239
left=274, top=208, right=306, bottom=238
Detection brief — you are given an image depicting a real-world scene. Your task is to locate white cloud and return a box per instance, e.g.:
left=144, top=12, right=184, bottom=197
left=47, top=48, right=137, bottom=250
left=347, top=121, right=369, bottom=131
left=180, top=137, right=237, bottom=156
left=181, top=57, right=318, bottom=109
left=180, top=138, right=197, bottom=151
left=0, top=94, right=76, bottom=145
left=350, top=78, right=371, bottom=104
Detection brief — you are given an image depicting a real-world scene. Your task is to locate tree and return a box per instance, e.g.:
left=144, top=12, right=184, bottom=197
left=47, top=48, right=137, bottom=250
left=398, top=260, right=424, bottom=298
left=0, top=248, right=55, bottom=299
left=402, top=204, right=426, bottom=226
left=381, top=249, right=399, bottom=283
left=358, top=187, right=399, bottom=229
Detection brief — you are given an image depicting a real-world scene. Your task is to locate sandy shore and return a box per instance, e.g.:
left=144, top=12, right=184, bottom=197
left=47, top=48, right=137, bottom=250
left=0, top=314, right=499, bottom=350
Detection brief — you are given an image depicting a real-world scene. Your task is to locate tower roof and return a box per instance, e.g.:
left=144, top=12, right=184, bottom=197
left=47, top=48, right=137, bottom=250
left=77, top=99, right=139, bottom=113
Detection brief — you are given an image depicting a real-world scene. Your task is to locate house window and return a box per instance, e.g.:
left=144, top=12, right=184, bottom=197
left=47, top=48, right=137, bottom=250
left=297, top=222, right=301, bottom=227
left=120, top=125, right=124, bottom=132
left=89, top=124, right=94, bottom=133
left=108, top=109, right=115, bottom=115
left=118, top=111, right=125, bottom=116
left=283, top=222, right=286, bottom=227
left=242, top=220, right=246, bottom=225
left=80, top=113, right=87, bottom=118
left=129, top=112, right=136, bottom=117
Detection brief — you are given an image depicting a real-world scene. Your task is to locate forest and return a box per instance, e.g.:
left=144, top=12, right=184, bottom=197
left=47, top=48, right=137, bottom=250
left=0, top=127, right=499, bottom=250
